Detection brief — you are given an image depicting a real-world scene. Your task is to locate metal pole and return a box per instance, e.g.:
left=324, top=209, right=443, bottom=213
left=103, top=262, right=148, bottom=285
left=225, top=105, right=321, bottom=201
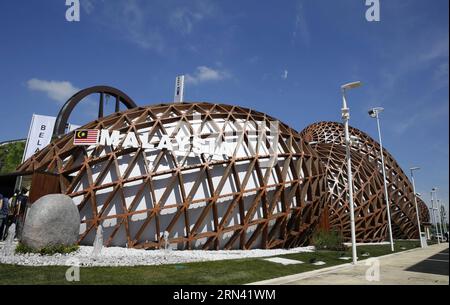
left=115, top=95, right=120, bottom=112
left=410, top=170, right=423, bottom=247
left=430, top=192, right=435, bottom=241
left=437, top=198, right=444, bottom=242
left=342, top=91, right=358, bottom=264
left=434, top=189, right=443, bottom=242
left=375, top=113, right=395, bottom=251
left=431, top=190, right=440, bottom=244
left=98, top=92, right=104, bottom=118
left=442, top=204, right=448, bottom=233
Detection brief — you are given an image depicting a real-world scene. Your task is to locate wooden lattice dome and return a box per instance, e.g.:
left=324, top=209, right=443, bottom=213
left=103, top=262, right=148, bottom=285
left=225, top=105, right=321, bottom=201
left=301, top=121, right=421, bottom=240
left=18, top=102, right=327, bottom=250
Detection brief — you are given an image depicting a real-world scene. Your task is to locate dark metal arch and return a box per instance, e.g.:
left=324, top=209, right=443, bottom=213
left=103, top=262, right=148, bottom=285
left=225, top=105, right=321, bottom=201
left=53, top=86, right=138, bottom=137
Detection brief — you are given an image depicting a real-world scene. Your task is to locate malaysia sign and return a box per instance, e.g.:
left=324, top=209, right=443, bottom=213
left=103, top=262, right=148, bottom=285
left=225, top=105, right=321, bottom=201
left=73, top=121, right=280, bottom=167
left=74, top=129, right=240, bottom=159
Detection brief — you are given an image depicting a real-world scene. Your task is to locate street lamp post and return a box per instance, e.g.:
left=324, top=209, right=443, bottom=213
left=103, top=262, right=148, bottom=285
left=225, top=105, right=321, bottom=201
left=431, top=188, right=440, bottom=244
left=434, top=189, right=444, bottom=243
left=437, top=199, right=445, bottom=241
left=368, top=107, right=394, bottom=252
left=409, top=167, right=424, bottom=248
left=441, top=203, right=448, bottom=234
left=341, top=81, right=362, bottom=265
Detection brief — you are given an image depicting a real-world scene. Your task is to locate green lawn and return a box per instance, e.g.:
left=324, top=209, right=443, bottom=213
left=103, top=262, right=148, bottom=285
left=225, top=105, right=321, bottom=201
left=0, top=240, right=420, bottom=285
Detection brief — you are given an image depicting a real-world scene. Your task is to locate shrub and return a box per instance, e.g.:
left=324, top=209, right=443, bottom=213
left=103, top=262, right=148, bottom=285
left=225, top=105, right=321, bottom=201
left=15, top=243, right=79, bottom=255
left=312, top=229, right=347, bottom=251
left=0, top=141, right=25, bottom=174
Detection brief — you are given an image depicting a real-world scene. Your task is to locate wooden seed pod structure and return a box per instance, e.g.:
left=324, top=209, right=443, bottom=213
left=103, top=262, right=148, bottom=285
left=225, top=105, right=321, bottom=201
left=18, top=102, right=327, bottom=250
left=301, top=121, right=421, bottom=240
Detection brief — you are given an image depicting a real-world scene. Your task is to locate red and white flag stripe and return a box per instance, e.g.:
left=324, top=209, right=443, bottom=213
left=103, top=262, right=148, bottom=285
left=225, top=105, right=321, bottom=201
left=73, top=130, right=99, bottom=145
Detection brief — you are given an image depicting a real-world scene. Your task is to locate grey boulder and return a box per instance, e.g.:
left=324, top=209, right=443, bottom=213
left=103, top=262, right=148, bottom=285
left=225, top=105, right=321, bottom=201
left=21, top=194, right=80, bottom=250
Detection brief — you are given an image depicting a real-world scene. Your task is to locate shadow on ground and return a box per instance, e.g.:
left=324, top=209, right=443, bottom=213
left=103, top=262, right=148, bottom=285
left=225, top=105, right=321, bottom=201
left=406, top=246, right=449, bottom=276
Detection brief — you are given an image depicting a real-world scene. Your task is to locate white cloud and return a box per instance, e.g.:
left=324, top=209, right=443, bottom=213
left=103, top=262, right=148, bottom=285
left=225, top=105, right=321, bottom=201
left=419, top=37, right=449, bottom=62
left=434, top=61, right=449, bottom=89
left=169, top=1, right=217, bottom=35
left=372, top=32, right=449, bottom=99
left=27, top=79, right=80, bottom=104
left=120, top=0, right=165, bottom=52
left=185, top=66, right=230, bottom=85
left=81, top=0, right=95, bottom=14
left=169, top=7, right=208, bottom=35
left=78, top=0, right=165, bottom=52
left=292, top=1, right=310, bottom=46
left=282, top=70, right=289, bottom=79
left=82, top=0, right=218, bottom=52
left=392, top=101, right=449, bottom=135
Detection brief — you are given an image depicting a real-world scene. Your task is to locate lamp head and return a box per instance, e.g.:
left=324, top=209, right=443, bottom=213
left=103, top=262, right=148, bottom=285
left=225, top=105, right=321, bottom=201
left=368, top=107, right=384, bottom=118
left=341, top=81, right=362, bottom=91
left=410, top=166, right=420, bottom=172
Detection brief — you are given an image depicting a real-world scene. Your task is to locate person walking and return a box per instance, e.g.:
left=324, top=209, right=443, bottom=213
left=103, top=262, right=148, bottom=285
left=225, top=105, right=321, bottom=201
left=0, top=194, right=9, bottom=241
left=14, top=188, right=29, bottom=239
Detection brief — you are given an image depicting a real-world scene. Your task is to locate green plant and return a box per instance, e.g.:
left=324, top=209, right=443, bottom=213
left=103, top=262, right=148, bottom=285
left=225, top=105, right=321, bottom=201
left=0, top=141, right=25, bottom=174
left=15, top=243, right=79, bottom=255
left=14, top=243, right=35, bottom=254
left=312, top=229, right=347, bottom=251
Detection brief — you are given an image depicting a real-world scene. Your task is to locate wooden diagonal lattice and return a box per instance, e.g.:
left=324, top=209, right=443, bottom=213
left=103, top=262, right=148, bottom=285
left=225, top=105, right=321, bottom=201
left=17, top=102, right=327, bottom=250
left=301, top=121, right=424, bottom=240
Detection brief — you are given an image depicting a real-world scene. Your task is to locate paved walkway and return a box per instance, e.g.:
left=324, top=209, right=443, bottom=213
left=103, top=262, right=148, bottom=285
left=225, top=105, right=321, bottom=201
left=249, top=243, right=449, bottom=285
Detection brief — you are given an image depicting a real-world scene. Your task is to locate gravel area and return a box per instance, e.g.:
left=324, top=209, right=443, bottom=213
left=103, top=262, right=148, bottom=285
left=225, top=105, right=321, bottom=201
left=0, top=242, right=315, bottom=267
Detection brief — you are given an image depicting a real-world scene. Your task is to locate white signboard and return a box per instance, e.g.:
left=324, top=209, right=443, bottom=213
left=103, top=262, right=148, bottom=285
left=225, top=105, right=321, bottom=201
left=174, top=75, right=185, bottom=103
left=23, top=114, right=56, bottom=160
left=68, top=124, right=81, bottom=132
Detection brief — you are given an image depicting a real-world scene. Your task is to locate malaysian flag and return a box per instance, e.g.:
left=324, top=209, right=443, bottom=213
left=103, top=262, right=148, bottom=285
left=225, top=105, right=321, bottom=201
left=73, top=130, right=99, bottom=145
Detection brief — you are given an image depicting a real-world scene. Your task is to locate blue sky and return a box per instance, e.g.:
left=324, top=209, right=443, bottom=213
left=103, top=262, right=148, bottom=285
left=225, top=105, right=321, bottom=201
left=0, top=0, right=448, bottom=215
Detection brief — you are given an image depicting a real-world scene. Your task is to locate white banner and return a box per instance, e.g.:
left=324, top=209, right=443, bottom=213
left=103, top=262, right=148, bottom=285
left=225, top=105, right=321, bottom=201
left=23, top=114, right=56, bottom=160
left=68, top=124, right=81, bottom=132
